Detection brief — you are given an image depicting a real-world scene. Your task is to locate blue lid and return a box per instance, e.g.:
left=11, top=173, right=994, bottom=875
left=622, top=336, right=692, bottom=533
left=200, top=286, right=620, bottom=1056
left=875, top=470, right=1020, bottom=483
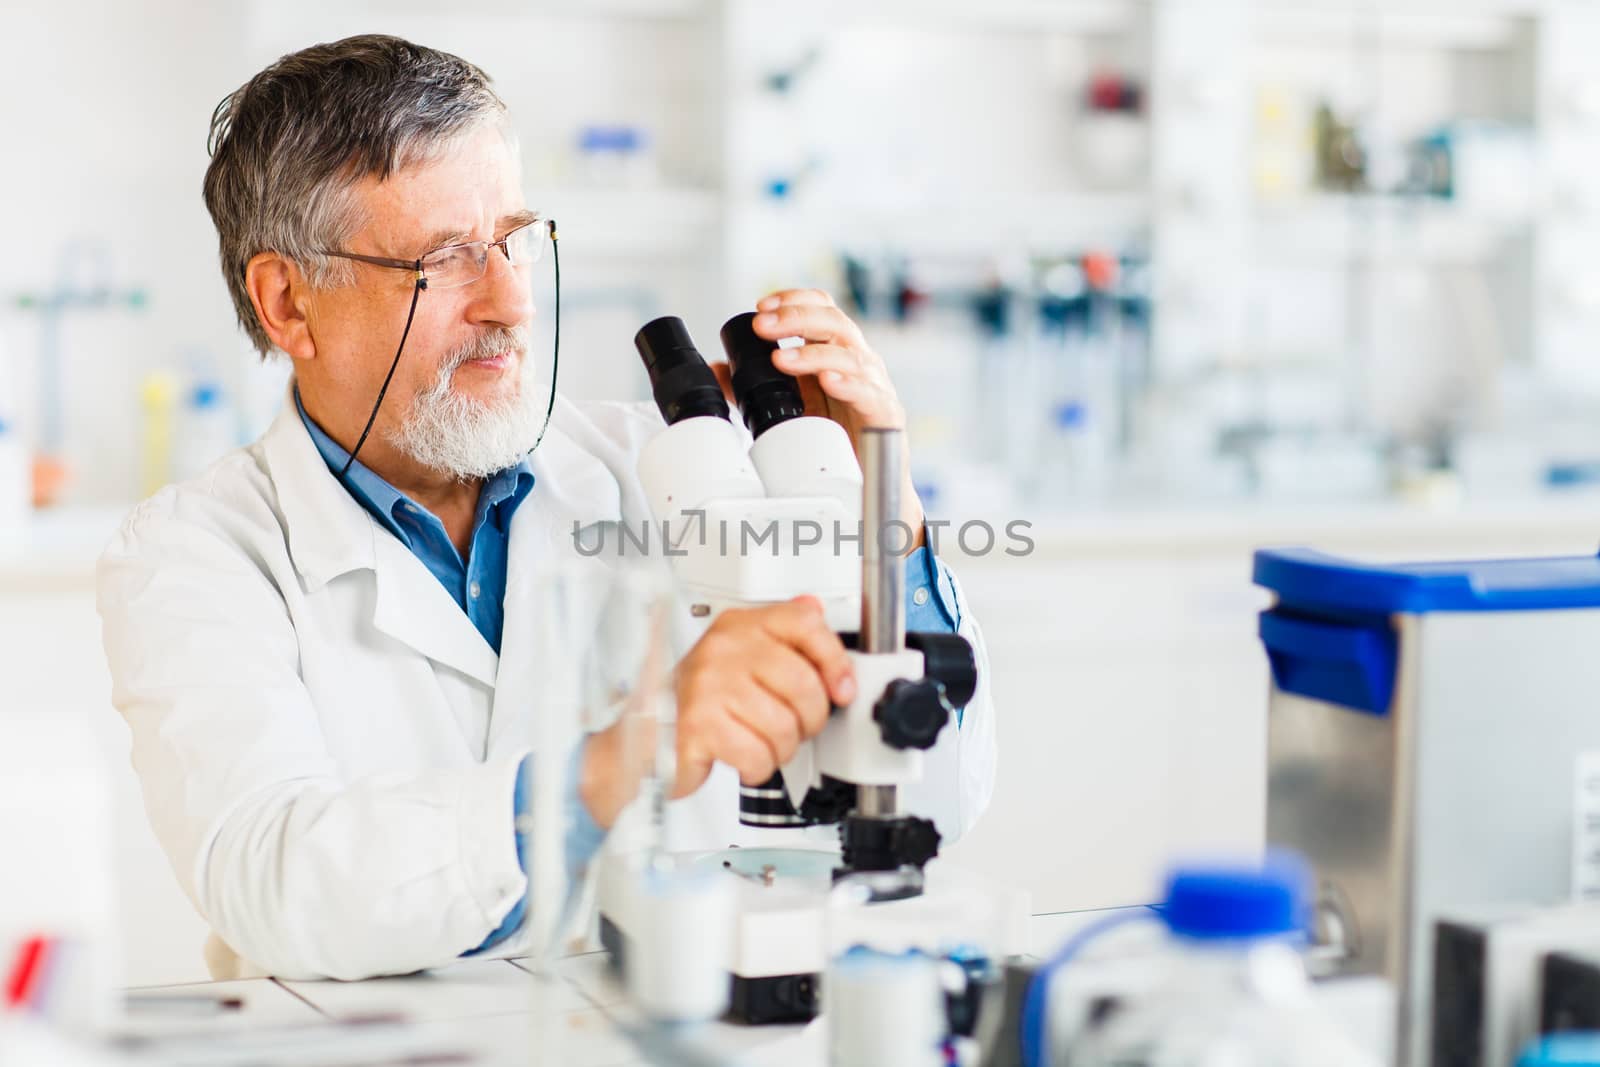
left=1546, top=461, right=1600, bottom=488
left=834, top=945, right=934, bottom=975
left=577, top=125, right=644, bottom=153
left=191, top=383, right=223, bottom=408
left=1162, top=854, right=1309, bottom=941
left=1255, top=547, right=1600, bottom=615
left=1053, top=401, right=1087, bottom=430
left=1517, top=1034, right=1600, bottom=1066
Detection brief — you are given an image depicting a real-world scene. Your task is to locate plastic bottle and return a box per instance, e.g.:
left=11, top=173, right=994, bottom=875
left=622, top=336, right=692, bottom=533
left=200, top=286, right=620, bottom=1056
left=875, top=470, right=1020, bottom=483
left=1061, top=859, right=1376, bottom=1067
left=1517, top=1033, right=1600, bottom=1066
left=1042, top=400, right=1109, bottom=508
left=175, top=379, right=236, bottom=482
left=825, top=869, right=1011, bottom=1067
left=139, top=372, right=178, bottom=497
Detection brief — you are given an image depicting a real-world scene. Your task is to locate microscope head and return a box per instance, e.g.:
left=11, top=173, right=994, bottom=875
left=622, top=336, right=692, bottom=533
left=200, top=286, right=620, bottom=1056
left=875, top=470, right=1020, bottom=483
left=635, top=315, right=731, bottom=426
left=720, top=311, right=806, bottom=438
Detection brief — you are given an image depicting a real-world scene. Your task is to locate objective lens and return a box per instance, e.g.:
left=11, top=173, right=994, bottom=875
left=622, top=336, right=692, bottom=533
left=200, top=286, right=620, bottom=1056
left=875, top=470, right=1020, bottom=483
left=634, top=316, right=731, bottom=426
left=720, top=312, right=805, bottom=439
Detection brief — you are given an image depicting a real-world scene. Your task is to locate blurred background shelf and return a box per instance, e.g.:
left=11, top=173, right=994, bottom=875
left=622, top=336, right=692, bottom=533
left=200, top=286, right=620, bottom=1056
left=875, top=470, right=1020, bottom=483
left=1255, top=5, right=1537, bottom=50
left=1252, top=194, right=1536, bottom=264
left=833, top=0, right=1141, bottom=35
left=536, top=185, right=722, bottom=257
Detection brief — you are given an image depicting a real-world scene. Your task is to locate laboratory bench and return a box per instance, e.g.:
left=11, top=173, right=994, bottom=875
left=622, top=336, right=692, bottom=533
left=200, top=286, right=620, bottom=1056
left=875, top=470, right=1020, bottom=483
left=116, top=909, right=1129, bottom=1067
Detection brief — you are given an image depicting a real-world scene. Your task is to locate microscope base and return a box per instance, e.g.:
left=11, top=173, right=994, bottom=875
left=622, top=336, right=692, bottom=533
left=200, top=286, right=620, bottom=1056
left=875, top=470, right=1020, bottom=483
left=596, top=847, right=1031, bottom=1027
left=600, top=913, right=821, bottom=1024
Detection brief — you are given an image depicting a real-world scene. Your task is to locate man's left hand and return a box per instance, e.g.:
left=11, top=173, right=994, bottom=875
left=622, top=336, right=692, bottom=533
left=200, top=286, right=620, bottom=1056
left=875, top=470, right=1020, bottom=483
left=713, top=288, right=925, bottom=552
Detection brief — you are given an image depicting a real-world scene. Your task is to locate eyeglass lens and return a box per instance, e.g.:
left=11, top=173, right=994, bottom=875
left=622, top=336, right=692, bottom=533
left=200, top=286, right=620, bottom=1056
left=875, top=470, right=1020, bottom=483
left=420, top=223, right=546, bottom=289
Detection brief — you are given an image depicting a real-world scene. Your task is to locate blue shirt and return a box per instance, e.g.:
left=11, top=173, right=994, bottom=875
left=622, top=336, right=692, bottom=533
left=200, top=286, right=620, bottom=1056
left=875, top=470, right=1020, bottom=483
left=905, top=535, right=966, bottom=724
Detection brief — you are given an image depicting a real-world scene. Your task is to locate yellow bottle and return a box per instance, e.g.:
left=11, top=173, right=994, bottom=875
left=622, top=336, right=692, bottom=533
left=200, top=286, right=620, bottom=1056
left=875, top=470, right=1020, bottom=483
left=139, top=372, right=179, bottom=498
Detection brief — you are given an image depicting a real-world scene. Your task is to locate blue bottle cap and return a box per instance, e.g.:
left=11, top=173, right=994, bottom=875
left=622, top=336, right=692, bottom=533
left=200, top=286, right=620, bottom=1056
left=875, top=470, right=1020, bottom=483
left=1161, top=853, right=1310, bottom=940
left=191, top=383, right=223, bottom=408
left=1053, top=401, right=1087, bottom=430
left=1517, top=1034, right=1600, bottom=1066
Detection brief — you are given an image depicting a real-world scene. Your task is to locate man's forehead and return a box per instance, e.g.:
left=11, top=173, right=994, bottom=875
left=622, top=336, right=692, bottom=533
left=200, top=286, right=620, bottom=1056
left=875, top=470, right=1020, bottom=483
left=349, top=128, right=526, bottom=253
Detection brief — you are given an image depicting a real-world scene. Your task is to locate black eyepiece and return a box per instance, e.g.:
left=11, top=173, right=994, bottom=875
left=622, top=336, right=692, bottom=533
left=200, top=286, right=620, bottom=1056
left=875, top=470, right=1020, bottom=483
left=720, top=312, right=805, bottom=439
left=634, top=316, right=731, bottom=426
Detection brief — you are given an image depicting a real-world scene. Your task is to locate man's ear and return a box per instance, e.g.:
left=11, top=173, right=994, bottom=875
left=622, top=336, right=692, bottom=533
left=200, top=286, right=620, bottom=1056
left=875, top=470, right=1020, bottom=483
left=244, top=252, right=316, bottom=362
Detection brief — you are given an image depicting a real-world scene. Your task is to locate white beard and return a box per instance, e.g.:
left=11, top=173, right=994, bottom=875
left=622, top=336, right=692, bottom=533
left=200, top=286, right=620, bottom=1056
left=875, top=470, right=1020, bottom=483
left=388, top=330, right=546, bottom=480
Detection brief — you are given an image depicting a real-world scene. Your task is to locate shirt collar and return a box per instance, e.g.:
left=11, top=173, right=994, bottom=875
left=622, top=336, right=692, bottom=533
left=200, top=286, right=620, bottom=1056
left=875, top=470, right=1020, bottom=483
left=294, top=387, right=535, bottom=547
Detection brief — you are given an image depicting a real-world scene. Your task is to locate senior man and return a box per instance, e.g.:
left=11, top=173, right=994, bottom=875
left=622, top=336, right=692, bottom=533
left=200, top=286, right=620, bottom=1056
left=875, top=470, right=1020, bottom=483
left=97, top=34, right=995, bottom=982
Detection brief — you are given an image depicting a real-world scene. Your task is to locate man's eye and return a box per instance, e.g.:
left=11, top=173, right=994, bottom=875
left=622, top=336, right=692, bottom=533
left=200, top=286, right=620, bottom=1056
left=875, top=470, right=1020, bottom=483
left=424, top=246, right=477, bottom=273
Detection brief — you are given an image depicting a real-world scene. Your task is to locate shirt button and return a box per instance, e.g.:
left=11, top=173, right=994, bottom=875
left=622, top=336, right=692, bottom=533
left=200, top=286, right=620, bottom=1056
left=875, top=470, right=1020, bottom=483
left=913, top=587, right=930, bottom=606
left=469, top=581, right=481, bottom=599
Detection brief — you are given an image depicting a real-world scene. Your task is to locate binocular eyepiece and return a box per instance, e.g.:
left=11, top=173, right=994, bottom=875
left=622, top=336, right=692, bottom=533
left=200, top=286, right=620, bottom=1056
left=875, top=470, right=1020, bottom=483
left=634, top=313, right=806, bottom=438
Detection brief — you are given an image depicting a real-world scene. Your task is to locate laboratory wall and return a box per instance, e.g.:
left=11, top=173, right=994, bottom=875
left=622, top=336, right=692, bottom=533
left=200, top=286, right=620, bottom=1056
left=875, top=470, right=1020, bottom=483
left=8, top=0, right=1600, bottom=987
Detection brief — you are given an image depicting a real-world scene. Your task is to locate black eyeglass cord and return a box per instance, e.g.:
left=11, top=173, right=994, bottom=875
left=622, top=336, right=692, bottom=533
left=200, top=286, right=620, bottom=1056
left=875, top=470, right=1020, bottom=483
left=338, top=218, right=562, bottom=479
left=528, top=219, right=560, bottom=456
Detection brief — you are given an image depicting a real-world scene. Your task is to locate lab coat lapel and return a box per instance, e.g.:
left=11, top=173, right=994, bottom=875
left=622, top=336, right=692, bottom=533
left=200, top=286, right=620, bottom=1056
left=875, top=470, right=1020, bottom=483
left=260, top=390, right=375, bottom=589
left=262, top=385, right=499, bottom=690
left=369, top=534, right=500, bottom=690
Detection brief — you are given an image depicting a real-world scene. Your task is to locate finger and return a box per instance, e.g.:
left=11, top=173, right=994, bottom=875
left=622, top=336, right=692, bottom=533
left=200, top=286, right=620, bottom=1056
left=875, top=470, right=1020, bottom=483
left=751, top=644, right=832, bottom=738
left=673, top=726, right=717, bottom=799
left=711, top=712, right=781, bottom=787
left=759, top=598, right=856, bottom=705
left=757, top=288, right=835, bottom=312
left=752, top=304, right=862, bottom=346
left=710, top=361, right=735, bottom=404
left=726, top=679, right=804, bottom=767
left=804, top=360, right=903, bottom=428
left=814, top=369, right=877, bottom=408
left=772, top=342, right=863, bottom=381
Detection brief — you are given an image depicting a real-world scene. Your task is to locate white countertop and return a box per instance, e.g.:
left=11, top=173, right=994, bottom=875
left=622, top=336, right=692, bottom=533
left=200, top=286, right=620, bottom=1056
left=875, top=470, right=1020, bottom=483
left=0, top=505, right=125, bottom=592
left=956, top=496, right=1600, bottom=561
left=113, top=909, right=1130, bottom=1067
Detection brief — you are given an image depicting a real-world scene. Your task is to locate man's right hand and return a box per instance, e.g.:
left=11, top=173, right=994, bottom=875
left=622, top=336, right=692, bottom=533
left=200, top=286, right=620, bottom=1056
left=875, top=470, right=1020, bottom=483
left=578, top=596, right=855, bottom=827
left=671, top=596, right=856, bottom=798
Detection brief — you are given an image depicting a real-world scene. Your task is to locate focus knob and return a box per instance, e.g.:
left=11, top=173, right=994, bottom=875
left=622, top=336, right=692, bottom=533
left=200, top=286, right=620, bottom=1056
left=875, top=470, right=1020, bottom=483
left=889, top=817, right=943, bottom=869
left=873, top=678, right=951, bottom=751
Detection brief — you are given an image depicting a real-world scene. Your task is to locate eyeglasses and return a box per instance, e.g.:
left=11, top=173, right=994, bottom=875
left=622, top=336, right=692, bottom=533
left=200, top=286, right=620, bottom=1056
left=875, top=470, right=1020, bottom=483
left=323, top=218, right=549, bottom=291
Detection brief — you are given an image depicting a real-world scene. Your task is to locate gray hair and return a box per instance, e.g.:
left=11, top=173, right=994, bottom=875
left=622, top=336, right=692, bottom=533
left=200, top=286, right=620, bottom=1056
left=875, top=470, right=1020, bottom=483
left=203, top=34, right=510, bottom=356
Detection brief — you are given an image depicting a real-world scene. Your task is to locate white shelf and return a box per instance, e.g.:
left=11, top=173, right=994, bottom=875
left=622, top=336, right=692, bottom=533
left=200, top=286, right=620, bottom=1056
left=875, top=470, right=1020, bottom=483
left=528, top=0, right=710, bottom=16
left=833, top=0, right=1141, bottom=36
left=331, top=0, right=713, bottom=19
left=758, top=191, right=1151, bottom=254
left=1256, top=2, right=1539, bottom=51
left=535, top=185, right=721, bottom=257
left=1252, top=194, right=1535, bottom=264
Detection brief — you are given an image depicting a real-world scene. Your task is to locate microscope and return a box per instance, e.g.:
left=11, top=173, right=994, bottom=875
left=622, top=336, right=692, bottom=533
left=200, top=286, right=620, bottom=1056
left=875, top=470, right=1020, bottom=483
left=596, top=312, right=981, bottom=1024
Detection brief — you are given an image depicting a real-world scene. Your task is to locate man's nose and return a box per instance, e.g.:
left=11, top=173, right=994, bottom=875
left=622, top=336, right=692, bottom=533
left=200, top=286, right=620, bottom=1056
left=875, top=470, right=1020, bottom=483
left=467, top=244, right=535, bottom=328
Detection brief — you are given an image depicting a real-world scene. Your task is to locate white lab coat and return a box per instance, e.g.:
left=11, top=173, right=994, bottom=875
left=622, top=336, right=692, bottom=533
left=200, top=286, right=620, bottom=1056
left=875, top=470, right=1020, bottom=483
left=97, top=390, right=997, bottom=982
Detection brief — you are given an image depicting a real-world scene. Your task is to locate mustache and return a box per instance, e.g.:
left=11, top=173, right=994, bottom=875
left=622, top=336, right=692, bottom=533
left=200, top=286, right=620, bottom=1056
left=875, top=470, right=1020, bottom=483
left=439, top=326, right=530, bottom=373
